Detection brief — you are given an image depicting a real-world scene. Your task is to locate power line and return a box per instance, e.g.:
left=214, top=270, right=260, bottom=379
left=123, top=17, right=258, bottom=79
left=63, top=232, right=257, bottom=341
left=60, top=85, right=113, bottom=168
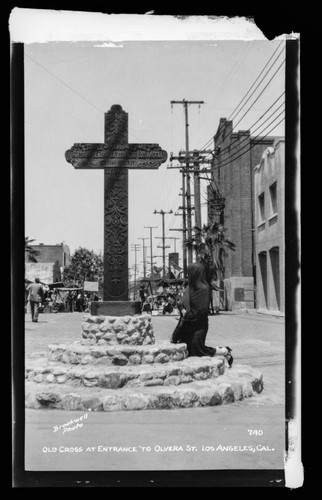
left=199, top=117, right=285, bottom=222
left=144, top=226, right=158, bottom=277
left=171, top=99, right=204, bottom=271
left=199, top=114, right=285, bottom=217
left=213, top=114, right=285, bottom=170
left=200, top=54, right=285, bottom=156
left=228, top=42, right=285, bottom=123
left=195, top=43, right=255, bottom=144
left=197, top=41, right=285, bottom=154
left=216, top=95, right=285, bottom=158
left=173, top=96, right=285, bottom=210
left=138, top=237, right=148, bottom=278
left=130, top=244, right=141, bottom=300
left=232, top=58, right=285, bottom=132
left=25, top=53, right=103, bottom=114
left=153, top=209, right=173, bottom=276
left=24, top=52, right=145, bottom=143
left=194, top=96, right=284, bottom=175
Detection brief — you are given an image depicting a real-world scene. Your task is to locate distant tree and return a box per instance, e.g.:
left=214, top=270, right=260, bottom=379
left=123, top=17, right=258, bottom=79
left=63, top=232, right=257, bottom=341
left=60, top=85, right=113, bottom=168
left=62, top=247, right=103, bottom=288
left=25, top=237, right=39, bottom=262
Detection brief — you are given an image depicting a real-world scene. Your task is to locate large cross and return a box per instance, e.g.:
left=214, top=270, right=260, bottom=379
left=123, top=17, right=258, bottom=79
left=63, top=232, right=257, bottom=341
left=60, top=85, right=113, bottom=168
left=65, top=105, right=167, bottom=315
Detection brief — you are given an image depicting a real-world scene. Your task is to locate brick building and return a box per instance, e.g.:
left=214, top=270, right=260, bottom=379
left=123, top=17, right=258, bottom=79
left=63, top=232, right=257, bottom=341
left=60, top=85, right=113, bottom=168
left=253, top=139, right=285, bottom=314
left=208, top=118, right=281, bottom=311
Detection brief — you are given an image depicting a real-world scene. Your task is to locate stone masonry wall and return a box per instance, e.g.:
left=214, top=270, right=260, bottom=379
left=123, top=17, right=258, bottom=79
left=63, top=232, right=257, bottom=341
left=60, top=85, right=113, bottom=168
left=81, top=313, right=155, bottom=346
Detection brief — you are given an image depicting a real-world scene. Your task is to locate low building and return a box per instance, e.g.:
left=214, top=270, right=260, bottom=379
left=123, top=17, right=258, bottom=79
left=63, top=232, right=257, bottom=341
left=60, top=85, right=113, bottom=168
left=253, top=138, right=285, bottom=314
left=25, top=242, right=71, bottom=287
left=28, top=242, right=71, bottom=271
left=25, top=262, right=61, bottom=285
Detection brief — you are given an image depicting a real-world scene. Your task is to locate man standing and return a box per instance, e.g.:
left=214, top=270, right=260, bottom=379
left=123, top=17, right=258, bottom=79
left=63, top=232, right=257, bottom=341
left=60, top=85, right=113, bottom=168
left=26, top=278, right=44, bottom=322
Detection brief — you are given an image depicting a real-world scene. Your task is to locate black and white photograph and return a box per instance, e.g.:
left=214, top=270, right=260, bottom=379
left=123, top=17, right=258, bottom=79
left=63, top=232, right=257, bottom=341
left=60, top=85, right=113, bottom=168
left=11, top=8, right=301, bottom=488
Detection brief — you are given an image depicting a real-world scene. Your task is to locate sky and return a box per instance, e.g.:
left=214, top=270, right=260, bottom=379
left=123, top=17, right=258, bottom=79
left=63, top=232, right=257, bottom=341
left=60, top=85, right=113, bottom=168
left=24, top=33, right=285, bottom=277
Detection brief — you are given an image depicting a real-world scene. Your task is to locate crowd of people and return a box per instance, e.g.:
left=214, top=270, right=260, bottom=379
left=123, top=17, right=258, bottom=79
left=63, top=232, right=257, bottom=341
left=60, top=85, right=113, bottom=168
left=139, top=283, right=186, bottom=316
left=25, top=281, right=100, bottom=316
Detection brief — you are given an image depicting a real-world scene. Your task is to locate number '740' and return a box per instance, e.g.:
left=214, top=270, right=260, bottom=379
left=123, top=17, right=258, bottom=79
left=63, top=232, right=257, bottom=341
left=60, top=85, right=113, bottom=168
left=248, top=429, right=263, bottom=436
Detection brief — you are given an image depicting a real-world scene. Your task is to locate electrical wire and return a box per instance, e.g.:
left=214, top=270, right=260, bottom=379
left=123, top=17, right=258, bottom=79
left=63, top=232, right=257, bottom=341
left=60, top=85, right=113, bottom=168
left=198, top=114, right=285, bottom=213
left=231, top=58, right=285, bottom=132
left=215, top=96, right=285, bottom=158
left=196, top=41, right=285, bottom=154
left=25, top=52, right=145, bottom=143
left=212, top=112, right=285, bottom=170
left=25, top=52, right=103, bottom=114
left=195, top=42, right=255, bottom=139
left=228, top=42, right=284, bottom=123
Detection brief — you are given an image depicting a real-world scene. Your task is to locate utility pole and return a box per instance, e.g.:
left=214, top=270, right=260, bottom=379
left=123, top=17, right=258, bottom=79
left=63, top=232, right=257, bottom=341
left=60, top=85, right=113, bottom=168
left=170, top=149, right=213, bottom=247
left=171, top=186, right=187, bottom=276
left=130, top=244, right=140, bottom=300
left=170, top=99, right=204, bottom=265
left=153, top=209, right=173, bottom=277
left=144, top=226, right=158, bottom=277
left=138, top=237, right=148, bottom=278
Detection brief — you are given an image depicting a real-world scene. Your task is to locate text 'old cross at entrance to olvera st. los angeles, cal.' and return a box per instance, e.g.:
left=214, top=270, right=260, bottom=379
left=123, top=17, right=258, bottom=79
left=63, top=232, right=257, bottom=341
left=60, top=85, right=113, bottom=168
left=65, top=105, right=167, bottom=315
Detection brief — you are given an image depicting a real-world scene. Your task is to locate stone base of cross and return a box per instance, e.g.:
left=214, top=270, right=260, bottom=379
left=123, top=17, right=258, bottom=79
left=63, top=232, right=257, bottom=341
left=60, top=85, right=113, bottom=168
left=65, top=105, right=167, bottom=316
left=91, top=300, right=141, bottom=316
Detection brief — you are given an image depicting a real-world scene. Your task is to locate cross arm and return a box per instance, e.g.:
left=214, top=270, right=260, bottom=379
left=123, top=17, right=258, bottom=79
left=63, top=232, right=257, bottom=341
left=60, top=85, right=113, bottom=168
left=65, top=143, right=167, bottom=170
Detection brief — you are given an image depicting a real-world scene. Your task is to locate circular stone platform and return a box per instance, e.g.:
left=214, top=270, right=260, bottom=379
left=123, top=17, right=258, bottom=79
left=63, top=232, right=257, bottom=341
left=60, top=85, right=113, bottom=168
left=25, top=313, right=264, bottom=411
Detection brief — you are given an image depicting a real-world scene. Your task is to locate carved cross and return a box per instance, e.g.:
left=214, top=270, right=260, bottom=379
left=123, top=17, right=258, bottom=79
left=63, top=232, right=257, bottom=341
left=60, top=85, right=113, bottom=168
left=65, top=105, right=167, bottom=303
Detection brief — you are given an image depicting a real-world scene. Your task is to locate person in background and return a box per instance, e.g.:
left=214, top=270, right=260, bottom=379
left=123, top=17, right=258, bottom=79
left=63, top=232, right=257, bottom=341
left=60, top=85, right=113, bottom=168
left=83, top=292, right=89, bottom=312
left=26, top=278, right=44, bottom=323
left=24, top=282, right=29, bottom=313
left=47, top=290, right=53, bottom=313
left=142, top=296, right=153, bottom=314
left=76, top=291, right=84, bottom=312
left=162, top=294, right=175, bottom=315
left=139, top=284, right=146, bottom=311
left=66, top=290, right=74, bottom=312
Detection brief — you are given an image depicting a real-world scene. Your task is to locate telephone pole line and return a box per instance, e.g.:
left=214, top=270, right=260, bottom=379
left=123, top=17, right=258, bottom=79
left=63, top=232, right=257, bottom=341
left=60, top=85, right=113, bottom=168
left=170, top=149, right=213, bottom=246
left=130, top=244, right=141, bottom=299
left=170, top=99, right=204, bottom=266
left=144, top=226, right=158, bottom=277
left=153, top=209, right=173, bottom=277
left=138, top=237, right=148, bottom=278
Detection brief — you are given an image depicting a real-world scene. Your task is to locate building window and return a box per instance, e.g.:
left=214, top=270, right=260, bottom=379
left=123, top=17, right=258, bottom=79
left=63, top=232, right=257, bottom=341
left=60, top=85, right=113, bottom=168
left=269, top=182, right=277, bottom=215
left=258, top=192, right=265, bottom=224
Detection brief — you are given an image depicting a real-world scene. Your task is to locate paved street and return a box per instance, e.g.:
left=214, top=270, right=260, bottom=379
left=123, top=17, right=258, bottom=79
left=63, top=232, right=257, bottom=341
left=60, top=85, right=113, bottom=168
left=24, top=310, right=285, bottom=471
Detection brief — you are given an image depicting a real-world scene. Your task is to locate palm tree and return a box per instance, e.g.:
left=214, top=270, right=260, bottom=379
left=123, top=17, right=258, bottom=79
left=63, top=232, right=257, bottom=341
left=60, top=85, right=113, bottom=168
left=185, top=221, right=236, bottom=283
left=25, top=237, right=39, bottom=262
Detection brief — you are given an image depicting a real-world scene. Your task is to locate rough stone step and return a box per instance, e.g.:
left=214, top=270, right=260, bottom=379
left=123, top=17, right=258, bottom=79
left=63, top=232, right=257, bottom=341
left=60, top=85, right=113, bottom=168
left=45, top=341, right=188, bottom=366
left=25, top=364, right=263, bottom=411
left=25, top=356, right=226, bottom=389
